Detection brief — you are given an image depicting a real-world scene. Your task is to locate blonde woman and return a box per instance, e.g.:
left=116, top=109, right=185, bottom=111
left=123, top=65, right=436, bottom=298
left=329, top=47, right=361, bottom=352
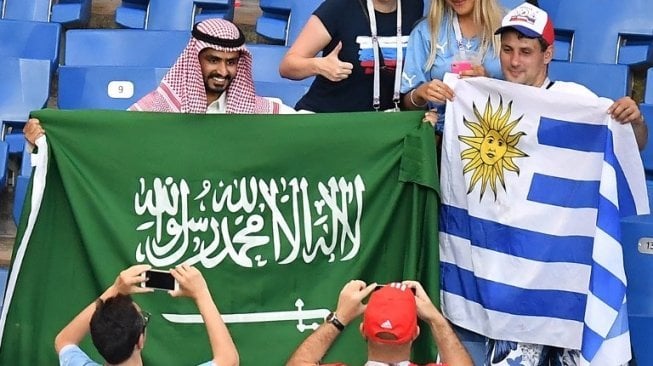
left=401, top=0, right=504, bottom=132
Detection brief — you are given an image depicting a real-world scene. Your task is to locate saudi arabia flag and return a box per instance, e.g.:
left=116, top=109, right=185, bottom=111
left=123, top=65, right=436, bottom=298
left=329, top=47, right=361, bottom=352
left=0, top=110, right=440, bottom=365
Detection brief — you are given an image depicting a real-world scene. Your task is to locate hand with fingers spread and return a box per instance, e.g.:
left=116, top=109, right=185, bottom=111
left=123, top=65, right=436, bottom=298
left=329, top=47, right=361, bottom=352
left=112, top=264, right=153, bottom=296
left=24, top=118, right=45, bottom=145
left=169, top=263, right=210, bottom=300
left=334, top=280, right=377, bottom=325
left=318, top=41, right=354, bottom=82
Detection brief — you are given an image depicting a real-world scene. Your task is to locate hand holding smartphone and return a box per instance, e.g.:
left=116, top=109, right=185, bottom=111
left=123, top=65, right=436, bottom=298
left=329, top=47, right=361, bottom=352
left=141, top=269, right=179, bottom=291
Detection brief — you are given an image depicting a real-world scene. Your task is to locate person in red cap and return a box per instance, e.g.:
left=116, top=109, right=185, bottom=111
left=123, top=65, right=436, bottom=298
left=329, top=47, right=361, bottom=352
left=285, top=280, right=472, bottom=366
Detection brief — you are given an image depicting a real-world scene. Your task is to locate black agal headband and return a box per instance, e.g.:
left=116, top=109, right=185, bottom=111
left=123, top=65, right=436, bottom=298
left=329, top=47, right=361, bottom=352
left=191, top=22, right=245, bottom=48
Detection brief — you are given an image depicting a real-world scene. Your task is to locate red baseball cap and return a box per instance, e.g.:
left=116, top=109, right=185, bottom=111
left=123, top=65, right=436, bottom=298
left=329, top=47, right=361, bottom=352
left=362, top=283, right=417, bottom=344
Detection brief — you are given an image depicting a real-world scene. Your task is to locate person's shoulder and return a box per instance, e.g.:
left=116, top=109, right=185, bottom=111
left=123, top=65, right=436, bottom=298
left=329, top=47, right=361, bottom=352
left=550, top=81, right=598, bottom=99
left=58, top=345, right=101, bottom=366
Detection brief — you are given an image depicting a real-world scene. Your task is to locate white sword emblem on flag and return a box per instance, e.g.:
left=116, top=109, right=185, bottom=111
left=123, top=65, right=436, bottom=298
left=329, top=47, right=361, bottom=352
left=162, top=299, right=329, bottom=332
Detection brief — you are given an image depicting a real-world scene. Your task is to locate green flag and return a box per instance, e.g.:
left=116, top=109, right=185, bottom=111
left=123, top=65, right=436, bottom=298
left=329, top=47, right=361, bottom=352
left=0, top=110, right=440, bottom=365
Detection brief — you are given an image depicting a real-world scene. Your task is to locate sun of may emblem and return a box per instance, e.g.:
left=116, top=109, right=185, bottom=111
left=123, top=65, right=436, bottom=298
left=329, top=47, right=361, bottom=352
left=458, top=96, right=528, bottom=200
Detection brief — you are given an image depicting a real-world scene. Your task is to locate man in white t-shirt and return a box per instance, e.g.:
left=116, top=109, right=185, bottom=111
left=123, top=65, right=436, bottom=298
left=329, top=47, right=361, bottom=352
left=446, top=3, right=647, bottom=365
left=56, top=264, right=238, bottom=366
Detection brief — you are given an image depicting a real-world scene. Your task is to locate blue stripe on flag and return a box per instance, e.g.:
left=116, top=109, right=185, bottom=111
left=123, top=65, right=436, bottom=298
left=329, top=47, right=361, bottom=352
left=581, top=324, right=603, bottom=361
left=606, top=302, right=629, bottom=338
left=589, top=262, right=626, bottom=311
left=440, top=205, right=593, bottom=264
left=538, top=117, right=606, bottom=152
left=604, top=129, right=637, bottom=217
left=596, top=196, right=620, bottom=240
left=527, top=173, right=600, bottom=208
left=441, top=262, right=586, bottom=321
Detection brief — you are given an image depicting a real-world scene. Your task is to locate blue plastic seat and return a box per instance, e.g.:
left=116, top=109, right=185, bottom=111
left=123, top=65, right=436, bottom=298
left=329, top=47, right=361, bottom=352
left=552, top=0, right=653, bottom=66
left=248, top=44, right=312, bottom=107
left=255, top=0, right=290, bottom=44
left=548, top=61, right=630, bottom=101
left=286, top=0, right=323, bottom=46
left=12, top=145, right=31, bottom=225
left=115, top=0, right=148, bottom=28
left=0, top=141, right=8, bottom=189
left=1, top=0, right=50, bottom=21
left=50, top=0, right=92, bottom=28
left=0, top=19, right=61, bottom=71
left=194, top=0, right=236, bottom=23
left=146, top=0, right=195, bottom=30
left=0, top=58, right=51, bottom=125
left=620, top=214, right=653, bottom=366
left=64, top=29, right=189, bottom=67
left=57, top=66, right=169, bottom=110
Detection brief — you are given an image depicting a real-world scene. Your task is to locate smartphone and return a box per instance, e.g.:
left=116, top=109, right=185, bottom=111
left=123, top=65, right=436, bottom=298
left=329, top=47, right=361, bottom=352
left=141, top=269, right=178, bottom=291
left=451, top=60, right=473, bottom=74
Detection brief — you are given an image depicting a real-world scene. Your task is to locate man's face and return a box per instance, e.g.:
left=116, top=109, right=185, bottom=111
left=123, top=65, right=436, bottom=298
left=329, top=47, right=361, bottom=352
left=199, top=48, right=240, bottom=102
left=499, top=30, right=553, bottom=87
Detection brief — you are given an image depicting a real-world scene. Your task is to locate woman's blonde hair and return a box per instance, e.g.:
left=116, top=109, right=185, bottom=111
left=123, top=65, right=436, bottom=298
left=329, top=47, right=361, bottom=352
left=424, top=0, right=504, bottom=70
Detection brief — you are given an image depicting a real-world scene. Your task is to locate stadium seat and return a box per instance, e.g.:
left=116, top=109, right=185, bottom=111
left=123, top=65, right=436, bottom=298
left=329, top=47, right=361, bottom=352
left=255, top=0, right=290, bottom=44
left=146, top=0, right=195, bottom=30
left=0, top=19, right=61, bottom=71
left=499, top=0, right=522, bottom=10
left=552, top=0, right=653, bottom=66
left=645, top=67, right=653, bottom=105
left=0, top=58, right=51, bottom=127
left=115, top=0, right=148, bottom=28
left=57, top=66, right=169, bottom=110
left=620, top=214, right=653, bottom=366
left=548, top=61, right=630, bottom=101
left=194, top=0, right=236, bottom=23
left=248, top=44, right=312, bottom=107
left=0, top=267, right=8, bottom=311
left=64, top=29, right=189, bottom=67
left=286, top=0, right=322, bottom=46
left=1, top=0, right=50, bottom=21
left=0, top=141, right=8, bottom=188
left=50, top=0, right=92, bottom=28
left=12, top=146, right=31, bottom=225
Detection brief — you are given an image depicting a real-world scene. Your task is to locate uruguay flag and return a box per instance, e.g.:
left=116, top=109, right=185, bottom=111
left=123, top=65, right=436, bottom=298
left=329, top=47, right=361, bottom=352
left=439, top=75, right=649, bottom=365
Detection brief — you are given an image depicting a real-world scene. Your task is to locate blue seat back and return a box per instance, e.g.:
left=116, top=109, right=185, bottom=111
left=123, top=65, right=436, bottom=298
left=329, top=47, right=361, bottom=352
left=548, top=61, right=630, bottom=101
left=0, top=58, right=51, bottom=123
left=2, top=0, right=50, bottom=21
left=115, top=0, right=148, bottom=28
left=247, top=44, right=312, bottom=107
left=286, top=0, right=323, bottom=46
left=553, top=0, right=653, bottom=65
left=64, top=29, right=189, bottom=67
left=645, top=68, right=653, bottom=105
left=255, top=0, right=290, bottom=43
left=50, top=0, right=92, bottom=28
left=620, top=215, right=653, bottom=366
left=0, top=141, right=8, bottom=188
left=146, top=0, right=194, bottom=30
left=58, top=66, right=168, bottom=110
left=259, top=0, right=290, bottom=14
left=0, top=19, right=61, bottom=70
left=194, top=0, right=236, bottom=23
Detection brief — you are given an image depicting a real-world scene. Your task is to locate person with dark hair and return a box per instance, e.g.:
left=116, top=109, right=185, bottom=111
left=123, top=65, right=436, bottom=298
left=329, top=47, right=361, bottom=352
left=286, top=280, right=472, bottom=366
left=24, top=18, right=295, bottom=146
left=55, top=264, right=239, bottom=366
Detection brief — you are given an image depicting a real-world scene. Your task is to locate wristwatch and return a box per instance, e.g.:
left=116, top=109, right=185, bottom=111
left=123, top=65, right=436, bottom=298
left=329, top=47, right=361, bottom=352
left=325, top=311, right=345, bottom=332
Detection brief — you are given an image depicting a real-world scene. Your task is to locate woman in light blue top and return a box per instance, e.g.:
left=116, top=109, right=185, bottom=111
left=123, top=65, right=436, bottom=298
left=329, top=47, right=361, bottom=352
left=401, top=0, right=505, bottom=132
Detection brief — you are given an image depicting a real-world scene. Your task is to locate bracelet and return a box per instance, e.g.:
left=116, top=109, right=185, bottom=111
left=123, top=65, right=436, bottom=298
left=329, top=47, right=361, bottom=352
left=409, top=89, right=427, bottom=108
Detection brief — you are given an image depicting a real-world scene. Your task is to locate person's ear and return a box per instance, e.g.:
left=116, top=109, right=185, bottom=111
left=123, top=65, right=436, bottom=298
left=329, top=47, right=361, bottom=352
left=543, top=44, right=554, bottom=65
left=137, top=332, right=145, bottom=350
left=413, top=325, right=420, bottom=341
left=359, top=323, right=364, bottom=337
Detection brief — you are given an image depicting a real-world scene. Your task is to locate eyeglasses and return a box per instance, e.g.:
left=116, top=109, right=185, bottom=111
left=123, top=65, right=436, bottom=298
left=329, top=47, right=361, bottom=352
left=140, top=311, right=151, bottom=330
